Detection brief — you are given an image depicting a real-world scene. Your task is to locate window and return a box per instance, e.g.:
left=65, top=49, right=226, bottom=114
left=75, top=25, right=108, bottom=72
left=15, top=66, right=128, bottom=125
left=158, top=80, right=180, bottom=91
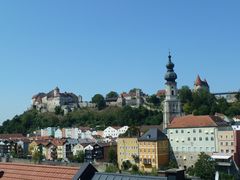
left=193, top=137, right=196, bottom=141
left=205, top=137, right=209, bottom=141
left=221, top=149, right=224, bottom=153
left=193, top=129, right=196, bottom=133
left=211, top=137, right=214, bottom=141
left=206, top=147, right=209, bottom=152
left=176, top=130, right=178, bottom=134
left=220, top=142, right=223, bottom=145
left=176, top=147, right=179, bottom=151
left=226, top=142, right=228, bottom=146
left=199, top=129, right=202, bottom=133
left=199, top=137, right=202, bottom=141
left=232, top=150, right=234, bottom=153
left=226, top=150, right=229, bottom=153
left=188, top=137, right=191, bottom=141
left=231, top=142, right=234, bottom=146
left=181, top=130, right=184, bottom=133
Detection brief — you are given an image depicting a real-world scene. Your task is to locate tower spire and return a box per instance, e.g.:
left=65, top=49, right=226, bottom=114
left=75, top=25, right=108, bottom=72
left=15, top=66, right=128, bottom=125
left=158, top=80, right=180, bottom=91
left=163, top=53, right=181, bottom=129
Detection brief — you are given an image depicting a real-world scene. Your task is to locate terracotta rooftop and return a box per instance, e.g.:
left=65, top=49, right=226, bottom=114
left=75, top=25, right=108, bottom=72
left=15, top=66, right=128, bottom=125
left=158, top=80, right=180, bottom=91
left=168, top=115, right=228, bottom=129
left=0, top=163, right=79, bottom=180
left=0, top=134, right=25, bottom=140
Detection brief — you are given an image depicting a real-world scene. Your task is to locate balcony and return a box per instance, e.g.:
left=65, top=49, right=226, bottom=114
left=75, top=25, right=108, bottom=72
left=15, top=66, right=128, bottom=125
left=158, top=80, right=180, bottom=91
left=143, top=159, right=152, bottom=165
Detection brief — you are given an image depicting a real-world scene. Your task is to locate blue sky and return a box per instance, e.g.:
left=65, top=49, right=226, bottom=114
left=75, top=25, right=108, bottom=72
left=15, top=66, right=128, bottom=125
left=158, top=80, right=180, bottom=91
left=0, top=1, right=239, bottom=123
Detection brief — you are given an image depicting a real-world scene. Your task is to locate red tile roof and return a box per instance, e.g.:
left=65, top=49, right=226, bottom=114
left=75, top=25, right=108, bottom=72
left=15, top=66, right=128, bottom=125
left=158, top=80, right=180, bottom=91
left=0, top=163, right=79, bottom=180
left=156, top=90, right=166, bottom=97
left=168, top=115, right=228, bottom=129
left=0, top=134, right=25, bottom=140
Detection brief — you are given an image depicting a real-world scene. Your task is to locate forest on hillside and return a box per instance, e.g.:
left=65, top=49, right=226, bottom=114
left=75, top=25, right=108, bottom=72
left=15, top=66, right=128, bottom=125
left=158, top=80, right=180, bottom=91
left=0, top=86, right=240, bottom=135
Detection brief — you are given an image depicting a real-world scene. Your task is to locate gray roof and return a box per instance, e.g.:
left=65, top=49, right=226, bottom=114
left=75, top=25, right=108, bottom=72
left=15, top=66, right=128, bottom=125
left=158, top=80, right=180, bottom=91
left=138, top=128, right=168, bottom=142
left=92, top=173, right=167, bottom=180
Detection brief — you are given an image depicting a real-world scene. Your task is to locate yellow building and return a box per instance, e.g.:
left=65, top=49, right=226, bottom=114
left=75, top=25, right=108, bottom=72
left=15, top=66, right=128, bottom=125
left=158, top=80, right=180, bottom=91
left=138, top=128, right=169, bottom=172
left=117, top=137, right=139, bottom=169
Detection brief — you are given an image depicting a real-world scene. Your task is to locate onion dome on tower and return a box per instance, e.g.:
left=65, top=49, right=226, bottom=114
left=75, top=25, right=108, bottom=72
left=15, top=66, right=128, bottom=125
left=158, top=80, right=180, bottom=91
left=164, top=53, right=177, bottom=82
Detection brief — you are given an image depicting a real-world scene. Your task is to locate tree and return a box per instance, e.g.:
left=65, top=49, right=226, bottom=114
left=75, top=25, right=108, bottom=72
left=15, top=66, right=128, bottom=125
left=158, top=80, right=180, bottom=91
left=147, top=95, right=160, bottom=106
left=55, top=106, right=64, bottom=116
left=32, top=149, right=43, bottom=164
left=194, top=152, right=216, bottom=180
left=106, top=91, right=119, bottom=99
left=131, top=164, right=139, bottom=174
left=121, top=160, right=132, bottom=170
left=179, top=86, right=193, bottom=104
left=74, top=150, right=85, bottom=163
left=108, top=147, right=117, bottom=165
left=92, top=94, right=106, bottom=110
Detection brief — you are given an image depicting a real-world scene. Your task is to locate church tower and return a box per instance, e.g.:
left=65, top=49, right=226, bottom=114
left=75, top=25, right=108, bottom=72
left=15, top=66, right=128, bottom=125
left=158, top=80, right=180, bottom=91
left=163, top=53, right=181, bottom=129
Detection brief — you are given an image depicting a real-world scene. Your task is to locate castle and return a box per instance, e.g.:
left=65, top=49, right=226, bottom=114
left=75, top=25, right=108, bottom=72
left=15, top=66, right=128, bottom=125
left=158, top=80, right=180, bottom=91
left=194, top=75, right=210, bottom=92
left=31, top=87, right=80, bottom=113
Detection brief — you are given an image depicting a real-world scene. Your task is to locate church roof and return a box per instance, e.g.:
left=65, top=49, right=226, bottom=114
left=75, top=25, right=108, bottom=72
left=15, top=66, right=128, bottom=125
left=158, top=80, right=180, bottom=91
left=168, top=115, right=228, bottom=129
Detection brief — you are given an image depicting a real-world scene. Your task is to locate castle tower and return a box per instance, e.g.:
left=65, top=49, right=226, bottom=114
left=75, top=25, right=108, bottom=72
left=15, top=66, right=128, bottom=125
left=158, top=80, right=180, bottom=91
left=163, top=53, right=181, bottom=129
left=54, top=87, right=60, bottom=97
left=194, top=75, right=210, bottom=92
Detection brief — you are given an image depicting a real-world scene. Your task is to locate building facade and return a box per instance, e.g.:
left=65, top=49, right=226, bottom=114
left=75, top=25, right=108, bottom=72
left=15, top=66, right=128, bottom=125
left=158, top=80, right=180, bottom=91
left=167, top=115, right=228, bottom=168
left=138, top=128, right=169, bottom=172
left=117, top=137, right=139, bottom=168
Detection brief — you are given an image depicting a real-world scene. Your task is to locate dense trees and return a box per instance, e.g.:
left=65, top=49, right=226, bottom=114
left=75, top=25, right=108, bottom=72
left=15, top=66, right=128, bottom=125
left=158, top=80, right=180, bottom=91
left=0, top=106, right=163, bottom=135
left=1, top=87, right=240, bottom=135
left=178, top=86, right=240, bottom=117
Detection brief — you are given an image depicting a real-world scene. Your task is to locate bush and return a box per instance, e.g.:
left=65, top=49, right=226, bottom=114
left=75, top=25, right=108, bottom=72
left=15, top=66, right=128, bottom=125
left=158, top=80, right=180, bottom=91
left=121, top=160, right=132, bottom=170
left=131, top=164, right=139, bottom=174
left=105, top=164, right=118, bottom=173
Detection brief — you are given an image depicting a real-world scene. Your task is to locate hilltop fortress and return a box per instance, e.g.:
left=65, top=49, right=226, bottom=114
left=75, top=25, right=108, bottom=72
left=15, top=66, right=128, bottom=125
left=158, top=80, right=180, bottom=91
left=31, top=87, right=82, bottom=113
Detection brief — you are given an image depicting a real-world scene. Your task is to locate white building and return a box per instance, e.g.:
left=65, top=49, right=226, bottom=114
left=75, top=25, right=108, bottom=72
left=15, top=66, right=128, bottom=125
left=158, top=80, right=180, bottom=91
left=103, top=127, right=119, bottom=138
left=54, top=128, right=63, bottom=139
left=117, top=126, right=129, bottom=135
left=167, top=115, right=228, bottom=168
left=73, top=144, right=85, bottom=156
left=103, top=126, right=129, bottom=138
